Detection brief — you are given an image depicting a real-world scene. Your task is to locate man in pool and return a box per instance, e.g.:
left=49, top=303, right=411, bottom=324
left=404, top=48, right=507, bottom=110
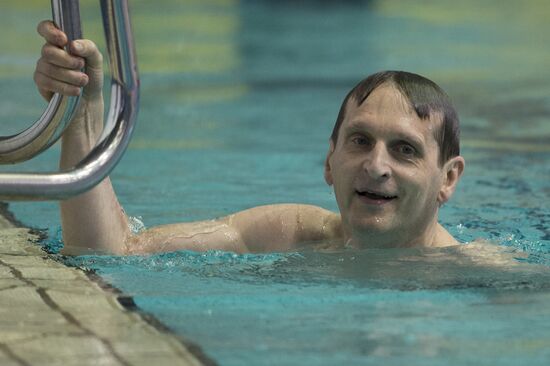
left=33, top=20, right=465, bottom=255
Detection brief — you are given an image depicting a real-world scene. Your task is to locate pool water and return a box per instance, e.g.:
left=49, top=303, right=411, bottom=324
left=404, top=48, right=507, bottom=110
left=2, top=0, right=550, bottom=365
left=65, top=246, right=550, bottom=366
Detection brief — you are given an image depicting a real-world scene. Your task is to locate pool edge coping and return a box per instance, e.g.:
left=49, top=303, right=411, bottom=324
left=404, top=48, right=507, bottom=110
left=0, top=201, right=217, bottom=366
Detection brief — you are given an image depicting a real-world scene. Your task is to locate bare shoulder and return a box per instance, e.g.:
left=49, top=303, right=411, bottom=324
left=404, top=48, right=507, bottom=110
left=433, top=223, right=461, bottom=247
left=452, top=239, right=529, bottom=266
left=229, top=203, right=342, bottom=252
left=292, top=204, right=343, bottom=243
left=123, top=203, right=342, bottom=255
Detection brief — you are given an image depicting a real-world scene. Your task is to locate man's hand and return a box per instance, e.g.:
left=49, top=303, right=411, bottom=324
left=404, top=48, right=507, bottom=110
left=31, top=21, right=132, bottom=255
left=34, top=20, right=104, bottom=102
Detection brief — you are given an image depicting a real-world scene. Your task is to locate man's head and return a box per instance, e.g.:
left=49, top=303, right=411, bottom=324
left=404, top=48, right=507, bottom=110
left=331, top=71, right=460, bottom=166
left=324, top=71, right=465, bottom=247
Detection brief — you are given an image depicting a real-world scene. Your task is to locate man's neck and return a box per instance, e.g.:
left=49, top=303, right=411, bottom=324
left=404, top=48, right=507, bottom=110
left=340, top=218, right=457, bottom=249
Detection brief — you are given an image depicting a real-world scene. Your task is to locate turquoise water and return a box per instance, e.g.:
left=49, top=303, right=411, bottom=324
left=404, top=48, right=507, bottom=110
left=65, top=248, right=550, bottom=366
left=2, top=0, right=550, bottom=365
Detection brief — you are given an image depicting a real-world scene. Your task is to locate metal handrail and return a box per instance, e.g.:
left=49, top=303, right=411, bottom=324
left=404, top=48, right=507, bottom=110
left=0, top=0, right=139, bottom=200
left=0, top=0, right=82, bottom=164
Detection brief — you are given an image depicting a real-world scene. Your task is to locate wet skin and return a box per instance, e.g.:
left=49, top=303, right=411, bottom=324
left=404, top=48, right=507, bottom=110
left=34, top=20, right=464, bottom=254
left=324, top=83, right=464, bottom=248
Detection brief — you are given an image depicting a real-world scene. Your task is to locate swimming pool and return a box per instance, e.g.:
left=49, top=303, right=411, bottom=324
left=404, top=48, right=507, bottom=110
left=2, top=0, right=550, bottom=365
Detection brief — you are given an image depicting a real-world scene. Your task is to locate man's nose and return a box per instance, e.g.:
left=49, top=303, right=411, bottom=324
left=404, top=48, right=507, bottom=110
left=362, top=144, right=392, bottom=180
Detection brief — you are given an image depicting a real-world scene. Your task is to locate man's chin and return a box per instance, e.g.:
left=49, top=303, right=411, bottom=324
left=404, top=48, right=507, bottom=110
left=350, top=217, right=395, bottom=235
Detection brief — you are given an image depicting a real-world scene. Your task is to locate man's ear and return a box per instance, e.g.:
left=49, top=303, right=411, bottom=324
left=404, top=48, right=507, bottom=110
left=324, top=140, right=335, bottom=186
left=438, top=156, right=465, bottom=204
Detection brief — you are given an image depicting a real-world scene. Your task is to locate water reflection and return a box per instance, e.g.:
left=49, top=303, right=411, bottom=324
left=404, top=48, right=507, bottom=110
left=66, top=241, right=550, bottom=292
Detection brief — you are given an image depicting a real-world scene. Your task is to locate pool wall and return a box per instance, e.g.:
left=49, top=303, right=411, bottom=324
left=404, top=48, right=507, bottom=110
left=0, top=206, right=213, bottom=366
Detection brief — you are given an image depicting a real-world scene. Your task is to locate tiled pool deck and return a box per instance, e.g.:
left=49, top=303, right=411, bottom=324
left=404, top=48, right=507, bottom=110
left=0, top=210, right=213, bottom=366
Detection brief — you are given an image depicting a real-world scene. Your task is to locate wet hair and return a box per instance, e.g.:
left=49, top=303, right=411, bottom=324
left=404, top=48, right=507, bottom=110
left=330, top=71, right=460, bottom=166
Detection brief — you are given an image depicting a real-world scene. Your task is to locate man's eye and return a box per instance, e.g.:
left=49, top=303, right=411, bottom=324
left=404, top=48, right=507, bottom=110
left=396, top=144, right=416, bottom=155
left=352, top=136, right=368, bottom=145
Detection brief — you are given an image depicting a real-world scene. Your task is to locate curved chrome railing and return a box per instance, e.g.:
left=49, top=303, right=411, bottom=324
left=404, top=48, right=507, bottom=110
left=0, top=0, right=83, bottom=164
left=0, top=0, right=139, bottom=200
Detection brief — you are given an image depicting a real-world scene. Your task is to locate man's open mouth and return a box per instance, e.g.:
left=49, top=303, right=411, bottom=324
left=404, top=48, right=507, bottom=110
left=356, top=190, right=398, bottom=201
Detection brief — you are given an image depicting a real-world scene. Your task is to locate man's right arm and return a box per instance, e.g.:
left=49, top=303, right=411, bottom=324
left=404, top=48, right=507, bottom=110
left=34, top=20, right=132, bottom=254
left=34, top=21, right=342, bottom=255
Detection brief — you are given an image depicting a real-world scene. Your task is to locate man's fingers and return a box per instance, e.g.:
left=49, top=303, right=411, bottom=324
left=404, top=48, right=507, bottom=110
left=37, top=20, right=67, bottom=47
left=41, top=43, right=84, bottom=69
left=33, top=70, right=82, bottom=97
left=35, top=59, right=88, bottom=88
left=35, top=20, right=104, bottom=101
left=70, top=40, right=103, bottom=69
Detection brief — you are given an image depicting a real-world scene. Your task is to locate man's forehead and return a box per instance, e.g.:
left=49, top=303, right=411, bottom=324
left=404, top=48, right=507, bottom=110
left=341, top=84, right=442, bottom=142
left=345, top=84, right=414, bottom=118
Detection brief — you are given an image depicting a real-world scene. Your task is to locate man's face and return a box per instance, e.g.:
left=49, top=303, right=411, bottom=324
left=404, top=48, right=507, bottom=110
left=325, top=83, right=452, bottom=246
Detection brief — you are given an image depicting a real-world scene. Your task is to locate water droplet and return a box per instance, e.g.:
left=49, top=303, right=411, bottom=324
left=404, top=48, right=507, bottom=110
left=128, top=216, right=146, bottom=233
